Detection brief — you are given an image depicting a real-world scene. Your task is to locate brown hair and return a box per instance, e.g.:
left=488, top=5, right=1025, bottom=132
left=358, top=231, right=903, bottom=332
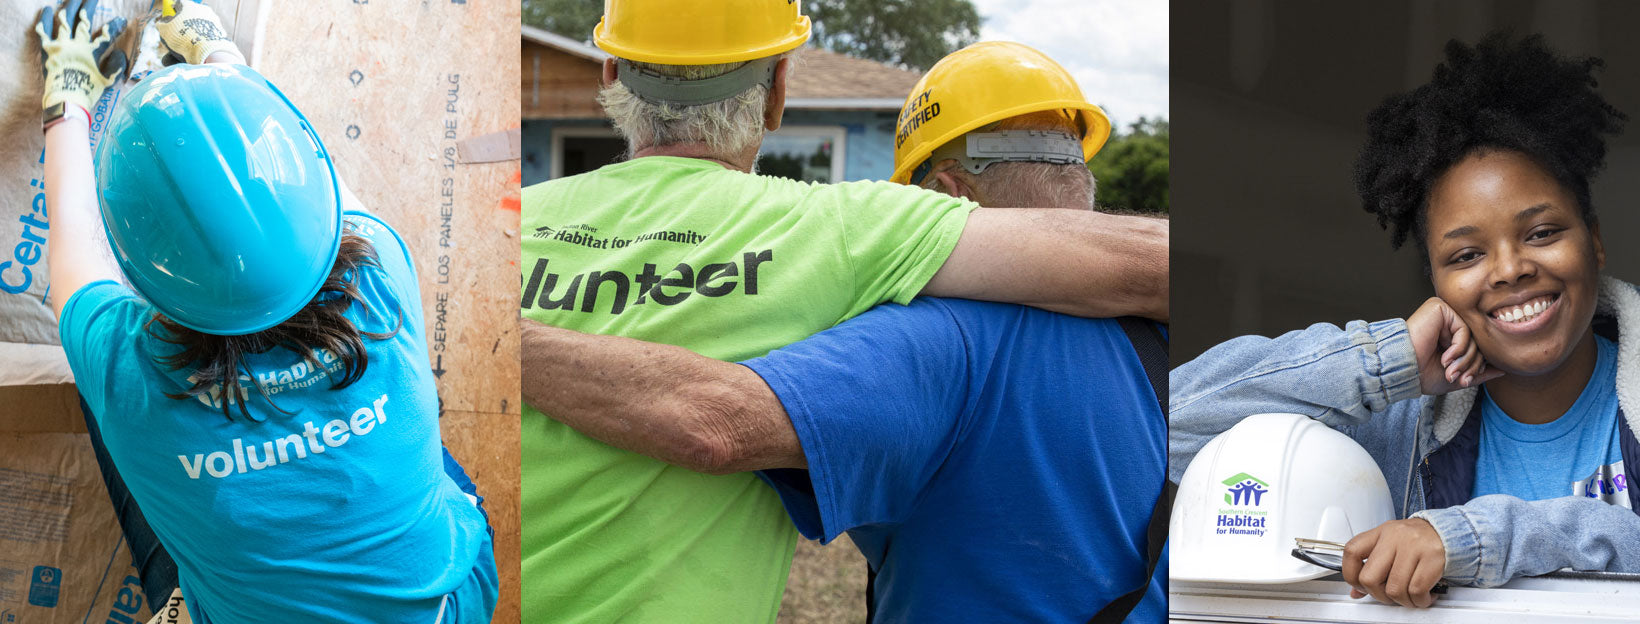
left=147, top=229, right=404, bottom=420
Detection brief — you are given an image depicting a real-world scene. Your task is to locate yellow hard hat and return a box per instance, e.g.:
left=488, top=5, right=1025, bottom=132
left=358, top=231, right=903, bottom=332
left=892, top=41, right=1112, bottom=185
left=594, top=0, right=812, bottom=65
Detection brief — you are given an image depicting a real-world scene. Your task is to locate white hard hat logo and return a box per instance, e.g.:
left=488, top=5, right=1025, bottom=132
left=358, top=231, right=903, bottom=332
left=1172, top=414, right=1398, bottom=583
left=1222, top=473, right=1269, bottom=506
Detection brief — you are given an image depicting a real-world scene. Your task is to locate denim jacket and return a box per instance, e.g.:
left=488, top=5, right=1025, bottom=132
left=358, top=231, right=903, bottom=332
left=1170, top=276, right=1640, bottom=588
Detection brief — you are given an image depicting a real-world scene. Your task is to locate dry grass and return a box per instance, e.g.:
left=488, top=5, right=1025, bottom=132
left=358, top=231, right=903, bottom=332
left=777, top=534, right=869, bottom=624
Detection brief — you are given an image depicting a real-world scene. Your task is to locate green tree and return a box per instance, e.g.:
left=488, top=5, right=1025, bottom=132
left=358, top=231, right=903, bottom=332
left=1088, top=117, right=1169, bottom=215
left=809, top=0, right=980, bottom=71
left=522, top=0, right=600, bottom=41
left=521, top=0, right=980, bottom=71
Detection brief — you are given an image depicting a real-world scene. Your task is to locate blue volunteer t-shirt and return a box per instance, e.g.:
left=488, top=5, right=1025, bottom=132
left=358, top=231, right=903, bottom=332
left=59, top=212, right=491, bottom=623
left=1474, top=336, right=1629, bottom=506
left=743, top=298, right=1168, bottom=623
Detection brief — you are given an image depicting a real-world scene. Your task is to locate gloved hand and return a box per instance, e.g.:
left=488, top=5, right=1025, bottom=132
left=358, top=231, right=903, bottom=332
left=35, top=0, right=127, bottom=130
left=155, top=0, right=243, bottom=65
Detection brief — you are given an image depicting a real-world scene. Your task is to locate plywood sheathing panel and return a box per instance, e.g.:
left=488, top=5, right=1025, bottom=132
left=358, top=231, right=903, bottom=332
left=257, top=2, right=522, bottom=622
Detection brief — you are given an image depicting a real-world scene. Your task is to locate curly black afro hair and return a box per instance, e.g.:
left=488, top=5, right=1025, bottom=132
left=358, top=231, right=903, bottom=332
left=1354, top=33, right=1626, bottom=255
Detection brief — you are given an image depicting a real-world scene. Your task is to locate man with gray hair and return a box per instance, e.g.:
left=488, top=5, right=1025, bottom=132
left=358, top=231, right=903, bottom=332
left=521, top=38, right=1169, bottom=622
left=891, top=41, right=1117, bottom=214
left=518, top=3, right=1167, bottom=622
left=597, top=54, right=793, bottom=160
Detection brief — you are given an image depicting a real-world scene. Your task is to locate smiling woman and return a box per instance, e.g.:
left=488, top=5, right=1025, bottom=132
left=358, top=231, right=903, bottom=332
left=1424, top=151, right=1604, bottom=396
left=1170, top=32, right=1640, bottom=611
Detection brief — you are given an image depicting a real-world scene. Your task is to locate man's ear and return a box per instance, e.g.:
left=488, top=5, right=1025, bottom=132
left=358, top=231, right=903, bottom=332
left=764, top=57, right=788, bottom=132
left=602, top=58, right=617, bottom=88
left=931, top=166, right=978, bottom=203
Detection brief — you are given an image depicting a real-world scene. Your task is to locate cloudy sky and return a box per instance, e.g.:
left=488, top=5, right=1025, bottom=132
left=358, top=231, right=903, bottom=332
left=970, top=0, right=1169, bottom=131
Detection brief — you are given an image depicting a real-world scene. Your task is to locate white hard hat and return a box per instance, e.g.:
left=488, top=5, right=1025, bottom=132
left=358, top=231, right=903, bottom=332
left=1169, top=413, right=1396, bottom=583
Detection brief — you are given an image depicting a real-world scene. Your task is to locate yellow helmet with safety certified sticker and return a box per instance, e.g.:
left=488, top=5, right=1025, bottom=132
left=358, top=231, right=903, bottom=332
left=892, top=41, right=1112, bottom=185
left=594, top=0, right=812, bottom=65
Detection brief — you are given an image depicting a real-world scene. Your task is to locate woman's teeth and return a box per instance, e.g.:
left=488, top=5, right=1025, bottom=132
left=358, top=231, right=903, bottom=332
left=1494, top=296, right=1554, bottom=324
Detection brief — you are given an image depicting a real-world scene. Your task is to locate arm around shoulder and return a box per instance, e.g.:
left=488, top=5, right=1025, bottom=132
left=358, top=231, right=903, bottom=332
left=921, top=208, right=1168, bottom=320
left=517, top=318, right=805, bottom=475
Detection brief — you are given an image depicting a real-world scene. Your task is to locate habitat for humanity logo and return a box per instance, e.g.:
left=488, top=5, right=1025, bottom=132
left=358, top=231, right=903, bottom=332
left=1223, top=472, right=1269, bottom=506
left=1216, top=472, right=1270, bottom=537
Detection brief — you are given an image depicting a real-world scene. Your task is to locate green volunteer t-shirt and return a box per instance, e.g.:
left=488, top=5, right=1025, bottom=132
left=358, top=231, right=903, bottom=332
left=520, top=156, right=974, bottom=623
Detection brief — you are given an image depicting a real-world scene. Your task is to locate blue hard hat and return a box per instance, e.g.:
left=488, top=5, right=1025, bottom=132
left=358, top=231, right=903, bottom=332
left=95, top=64, right=341, bottom=336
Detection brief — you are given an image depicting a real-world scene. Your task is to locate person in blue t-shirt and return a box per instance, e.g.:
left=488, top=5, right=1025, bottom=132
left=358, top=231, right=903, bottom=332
left=521, top=300, right=1166, bottom=623
left=35, top=2, right=496, bottom=621
left=517, top=45, right=1170, bottom=617
left=1171, top=34, right=1640, bottom=609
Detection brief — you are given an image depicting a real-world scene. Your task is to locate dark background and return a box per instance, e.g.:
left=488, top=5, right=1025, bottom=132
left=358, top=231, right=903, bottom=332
left=1172, top=0, right=1640, bottom=363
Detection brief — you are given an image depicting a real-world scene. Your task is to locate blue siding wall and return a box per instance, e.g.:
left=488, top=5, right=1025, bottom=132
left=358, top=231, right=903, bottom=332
left=779, top=109, right=900, bottom=181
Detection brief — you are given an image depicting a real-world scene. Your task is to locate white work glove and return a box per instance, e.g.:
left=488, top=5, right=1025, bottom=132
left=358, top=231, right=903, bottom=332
left=155, top=0, right=242, bottom=65
left=35, top=0, right=127, bottom=130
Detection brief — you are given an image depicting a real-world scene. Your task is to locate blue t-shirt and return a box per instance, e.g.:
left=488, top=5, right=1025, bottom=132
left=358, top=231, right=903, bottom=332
left=1474, top=335, right=1630, bottom=507
left=59, top=212, right=490, bottom=623
left=743, top=298, right=1168, bottom=623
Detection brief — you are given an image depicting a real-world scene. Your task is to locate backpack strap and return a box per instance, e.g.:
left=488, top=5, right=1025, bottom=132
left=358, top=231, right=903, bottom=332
left=1086, top=318, right=1170, bottom=623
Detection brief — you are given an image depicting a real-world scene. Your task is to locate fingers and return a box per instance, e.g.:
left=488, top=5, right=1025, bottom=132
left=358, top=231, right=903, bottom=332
left=1355, top=541, right=1395, bottom=606
left=64, top=0, right=86, bottom=37
left=80, top=0, right=101, bottom=36
left=1344, top=520, right=1448, bottom=608
left=1445, top=330, right=1479, bottom=385
left=1341, top=528, right=1378, bottom=592
left=101, top=49, right=128, bottom=83
left=1382, top=547, right=1420, bottom=608
left=55, top=5, right=72, bottom=36
left=1408, top=555, right=1444, bottom=608
left=1439, top=323, right=1468, bottom=371
left=37, top=6, right=55, bottom=40
left=1439, top=322, right=1502, bottom=389
left=92, top=16, right=126, bottom=55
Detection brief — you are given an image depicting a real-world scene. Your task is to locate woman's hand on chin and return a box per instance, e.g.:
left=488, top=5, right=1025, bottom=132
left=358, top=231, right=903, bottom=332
left=1408, top=297, right=1505, bottom=395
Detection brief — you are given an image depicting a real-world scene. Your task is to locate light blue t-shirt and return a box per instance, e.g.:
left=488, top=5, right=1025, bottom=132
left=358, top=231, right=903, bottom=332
left=59, top=212, right=491, bottom=623
left=1474, top=336, right=1630, bottom=507
left=744, top=298, right=1168, bottom=623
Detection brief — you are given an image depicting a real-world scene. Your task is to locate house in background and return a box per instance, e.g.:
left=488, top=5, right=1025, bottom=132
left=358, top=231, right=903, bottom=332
left=522, top=26, right=922, bottom=186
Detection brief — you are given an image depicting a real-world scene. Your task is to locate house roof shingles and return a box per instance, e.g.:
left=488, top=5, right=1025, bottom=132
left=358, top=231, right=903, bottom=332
left=786, top=47, right=922, bottom=103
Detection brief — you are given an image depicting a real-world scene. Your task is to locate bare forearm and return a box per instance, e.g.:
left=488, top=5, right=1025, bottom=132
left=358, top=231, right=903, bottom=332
left=44, top=107, right=121, bottom=318
left=204, top=50, right=246, bottom=65
left=923, top=208, right=1170, bottom=321
left=1049, top=211, right=1168, bottom=321
left=518, top=318, right=804, bottom=474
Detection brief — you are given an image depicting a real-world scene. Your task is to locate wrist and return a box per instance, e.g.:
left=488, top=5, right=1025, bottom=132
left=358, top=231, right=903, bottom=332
left=1367, top=318, right=1423, bottom=405
left=203, top=49, right=247, bottom=65
left=43, top=102, right=91, bottom=133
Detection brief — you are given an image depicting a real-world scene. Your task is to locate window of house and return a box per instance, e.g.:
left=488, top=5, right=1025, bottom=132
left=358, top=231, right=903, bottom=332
left=757, top=126, right=847, bottom=183
left=550, top=126, right=625, bottom=179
